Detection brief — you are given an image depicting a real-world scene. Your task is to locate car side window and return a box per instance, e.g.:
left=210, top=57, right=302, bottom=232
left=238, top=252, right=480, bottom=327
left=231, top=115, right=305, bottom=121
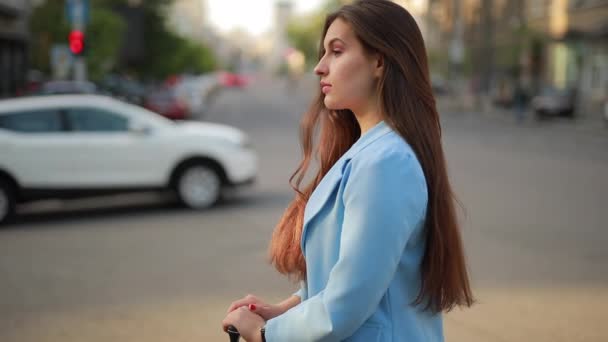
left=66, top=108, right=128, bottom=132
left=0, top=109, right=63, bottom=133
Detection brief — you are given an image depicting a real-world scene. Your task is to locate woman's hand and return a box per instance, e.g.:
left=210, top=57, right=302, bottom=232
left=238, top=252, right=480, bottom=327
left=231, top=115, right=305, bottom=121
left=226, top=294, right=285, bottom=321
left=221, top=306, right=266, bottom=342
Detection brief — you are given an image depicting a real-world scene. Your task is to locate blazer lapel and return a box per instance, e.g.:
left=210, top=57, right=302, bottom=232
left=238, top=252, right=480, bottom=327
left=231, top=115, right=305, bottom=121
left=300, top=121, right=393, bottom=254
left=301, top=158, right=346, bottom=253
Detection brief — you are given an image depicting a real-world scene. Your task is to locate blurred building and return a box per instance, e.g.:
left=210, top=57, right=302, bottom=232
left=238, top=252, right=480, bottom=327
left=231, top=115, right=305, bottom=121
left=424, top=0, right=526, bottom=80
left=424, top=0, right=607, bottom=119
left=167, top=0, right=209, bottom=42
left=167, top=0, right=248, bottom=72
left=0, top=0, right=37, bottom=98
left=392, top=0, right=431, bottom=44
left=113, top=2, right=146, bottom=69
left=220, top=28, right=257, bottom=72
left=527, top=0, right=608, bottom=116
left=269, top=0, right=293, bottom=72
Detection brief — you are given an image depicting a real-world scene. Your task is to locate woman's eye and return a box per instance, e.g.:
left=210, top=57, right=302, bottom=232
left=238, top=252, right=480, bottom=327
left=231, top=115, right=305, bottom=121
left=332, top=50, right=342, bottom=55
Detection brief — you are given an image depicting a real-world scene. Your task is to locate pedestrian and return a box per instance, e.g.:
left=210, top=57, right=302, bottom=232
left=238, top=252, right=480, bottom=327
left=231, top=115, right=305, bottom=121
left=221, top=1, right=474, bottom=341
left=513, top=78, right=528, bottom=124
left=603, top=93, right=608, bottom=127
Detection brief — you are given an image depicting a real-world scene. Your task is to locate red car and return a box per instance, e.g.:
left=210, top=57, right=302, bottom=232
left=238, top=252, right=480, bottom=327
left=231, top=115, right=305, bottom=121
left=218, top=72, right=249, bottom=88
left=143, top=88, right=189, bottom=120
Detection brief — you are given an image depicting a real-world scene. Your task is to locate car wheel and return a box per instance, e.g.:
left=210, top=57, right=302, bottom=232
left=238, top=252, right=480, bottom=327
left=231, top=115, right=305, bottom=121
left=0, top=179, right=16, bottom=225
left=175, top=163, right=222, bottom=209
left=560, top=108, right=573, bottom=118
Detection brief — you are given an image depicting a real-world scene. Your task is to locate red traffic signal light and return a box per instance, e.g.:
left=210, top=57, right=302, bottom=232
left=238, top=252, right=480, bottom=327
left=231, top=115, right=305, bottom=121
left=69, top=30, right=85, bottom=56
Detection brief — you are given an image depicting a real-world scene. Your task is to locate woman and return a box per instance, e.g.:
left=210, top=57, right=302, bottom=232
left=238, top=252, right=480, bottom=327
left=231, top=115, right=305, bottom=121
left=222, top=1, right=474, bottom=341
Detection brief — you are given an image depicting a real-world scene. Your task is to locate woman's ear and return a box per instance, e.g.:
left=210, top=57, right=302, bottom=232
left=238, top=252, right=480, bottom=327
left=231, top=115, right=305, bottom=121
left=374, top=54, right=384, bottom=78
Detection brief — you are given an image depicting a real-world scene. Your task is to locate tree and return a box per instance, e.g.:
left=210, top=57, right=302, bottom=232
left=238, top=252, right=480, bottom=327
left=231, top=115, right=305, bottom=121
left=30, top=0, right=216, bottom=81
left=287, top=15, right=324, bottom=67
left=129, top=9, right=215, bottom=79
left=29, top=0, right=70, bottom=74
left=478, top=0, right=495, bottom=93
left=164, top=37, right=217, bottom=76
left=286, top=0, right=354, bottom=68
left=85, top=8, right=126, bottom=81
left=101, top=0, right=216, bottom=79
left=30, top=0, right=125, bottom=81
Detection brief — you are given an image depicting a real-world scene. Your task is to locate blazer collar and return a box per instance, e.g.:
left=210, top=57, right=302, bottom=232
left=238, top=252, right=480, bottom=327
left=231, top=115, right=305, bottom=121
left=343, top=120, right=392, bottom=160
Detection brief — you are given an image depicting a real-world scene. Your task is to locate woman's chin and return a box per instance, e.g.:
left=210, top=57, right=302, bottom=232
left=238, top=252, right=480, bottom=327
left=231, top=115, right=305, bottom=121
left=323, top=97, right=341, bottom=110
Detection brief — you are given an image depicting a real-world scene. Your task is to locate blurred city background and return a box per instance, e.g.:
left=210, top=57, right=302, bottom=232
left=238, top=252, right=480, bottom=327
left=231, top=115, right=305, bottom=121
left=0, top=0, right=607, bottom=341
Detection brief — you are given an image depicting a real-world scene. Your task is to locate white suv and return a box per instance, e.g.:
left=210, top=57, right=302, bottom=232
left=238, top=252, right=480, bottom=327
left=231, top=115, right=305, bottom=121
left=0, top=95, right=257, bottom=224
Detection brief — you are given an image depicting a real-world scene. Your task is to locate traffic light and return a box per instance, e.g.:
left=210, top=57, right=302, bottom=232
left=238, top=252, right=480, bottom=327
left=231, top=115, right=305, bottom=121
left=68, top=30, right=86, bottom=56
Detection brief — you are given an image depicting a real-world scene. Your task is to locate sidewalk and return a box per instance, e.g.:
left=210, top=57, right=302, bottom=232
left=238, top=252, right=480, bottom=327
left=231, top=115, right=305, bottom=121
left=436, top=95, right=608, bottom=137
left=444, top=287, right=608, bottom=342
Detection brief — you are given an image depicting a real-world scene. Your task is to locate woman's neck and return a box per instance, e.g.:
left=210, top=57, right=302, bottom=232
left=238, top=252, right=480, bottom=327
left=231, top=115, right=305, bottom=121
left=353, top=110, right=383, bottom=135
left=352, top=97, right=384, bottom=135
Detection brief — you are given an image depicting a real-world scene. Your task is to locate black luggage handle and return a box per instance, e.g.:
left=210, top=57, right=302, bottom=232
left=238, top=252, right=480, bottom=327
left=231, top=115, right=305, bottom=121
left=226, top=325, right=240, bottom=341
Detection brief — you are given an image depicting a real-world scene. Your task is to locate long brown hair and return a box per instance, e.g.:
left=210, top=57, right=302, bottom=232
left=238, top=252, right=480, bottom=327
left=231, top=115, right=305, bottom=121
left=268, top=0, right=473, bottom=313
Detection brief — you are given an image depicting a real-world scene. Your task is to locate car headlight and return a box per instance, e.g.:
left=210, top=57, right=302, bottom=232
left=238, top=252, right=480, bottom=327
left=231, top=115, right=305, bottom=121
left=215, top=136, right=253, bottom=150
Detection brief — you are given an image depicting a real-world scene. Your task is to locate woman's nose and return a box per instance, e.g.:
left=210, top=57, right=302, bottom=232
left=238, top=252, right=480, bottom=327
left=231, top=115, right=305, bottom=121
left=314, top=61, right=327, bottom=76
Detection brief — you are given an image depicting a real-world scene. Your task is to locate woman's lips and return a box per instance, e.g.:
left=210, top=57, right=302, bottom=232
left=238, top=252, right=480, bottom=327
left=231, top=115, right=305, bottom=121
left=319, top=81, right=331, bottom=94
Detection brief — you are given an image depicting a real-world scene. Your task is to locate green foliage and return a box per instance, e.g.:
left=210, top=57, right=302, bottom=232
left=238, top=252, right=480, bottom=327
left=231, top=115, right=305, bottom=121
left=427, top=47, right=449, bottom=76
left=164, top=36, right=217, bottom=76
left=30, top=0, right=216, bottom=81
left=29, top=0, right=125, bottom=80
left=92, top=0, right=173, bottom=12
left=494, top=25, right=545, bottom=75
left=128, top=9, right=216, bottom=79
left=287, top=17, right=323, bottom=67
left=85, top=8, right=126, bottom=81
left=323, top=0, right=352, bottom=12
left=29, top=0, right=70, bottom=73
left=286, top=0, right=355, bottom=69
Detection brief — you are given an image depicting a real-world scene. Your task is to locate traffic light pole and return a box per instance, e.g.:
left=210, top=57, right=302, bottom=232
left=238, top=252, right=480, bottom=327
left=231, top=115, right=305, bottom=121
left=71, top=0, right=87, bottom=82
left=74, top=54, right=87, bottom=82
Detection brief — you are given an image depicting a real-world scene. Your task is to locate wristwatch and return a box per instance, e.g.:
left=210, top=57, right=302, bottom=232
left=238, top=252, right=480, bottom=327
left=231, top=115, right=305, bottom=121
left=260, top=326, right=266, bottom=342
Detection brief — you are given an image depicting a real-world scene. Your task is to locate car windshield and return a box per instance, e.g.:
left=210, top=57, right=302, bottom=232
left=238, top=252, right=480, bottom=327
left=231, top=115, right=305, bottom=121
left=540, top=87, right=569, bottom=97
left=120, top=101, right=175, bottom=126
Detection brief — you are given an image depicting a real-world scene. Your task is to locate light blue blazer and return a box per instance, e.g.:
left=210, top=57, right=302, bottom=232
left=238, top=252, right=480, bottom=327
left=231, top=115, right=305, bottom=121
left=265, top=121, right=443, bottom=341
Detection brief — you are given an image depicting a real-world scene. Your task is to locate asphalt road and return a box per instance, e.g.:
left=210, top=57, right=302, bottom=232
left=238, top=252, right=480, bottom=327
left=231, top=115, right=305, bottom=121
left=1, top=75, right=607, bottom=341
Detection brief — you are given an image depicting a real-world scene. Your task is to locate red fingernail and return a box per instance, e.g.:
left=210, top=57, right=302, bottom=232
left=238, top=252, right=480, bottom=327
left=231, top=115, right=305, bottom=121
left=249, top=304, right=256, bottom=311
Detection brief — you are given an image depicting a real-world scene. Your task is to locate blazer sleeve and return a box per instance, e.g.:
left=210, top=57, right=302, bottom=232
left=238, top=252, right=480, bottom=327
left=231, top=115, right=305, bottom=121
left=265, top=151, right=428, bottom=342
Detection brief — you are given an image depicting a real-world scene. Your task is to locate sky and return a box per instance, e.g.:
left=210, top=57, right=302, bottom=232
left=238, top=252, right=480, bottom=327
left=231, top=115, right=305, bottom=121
left=207, top=0, right=326, bottom=36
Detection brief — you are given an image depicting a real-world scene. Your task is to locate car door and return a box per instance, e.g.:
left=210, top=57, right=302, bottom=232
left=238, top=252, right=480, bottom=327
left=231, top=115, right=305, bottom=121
left=63, top=106, right=161, bottom=188
left=0, top=108, right=74, bottom=188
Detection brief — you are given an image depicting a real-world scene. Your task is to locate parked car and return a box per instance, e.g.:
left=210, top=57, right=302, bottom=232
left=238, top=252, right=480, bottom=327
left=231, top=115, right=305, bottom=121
left=174, top=74, right=220, bottom=116
left=38, top=80, right=98, bottom=95
left=99, top=74, right=147, bottom=106
left=531, top=86, right=577, bottom=119
left=143, top=87, right=189, bottom=120
left=0, top=95, right=257, bottom=224
left=218, top=72, right=249, bottom=88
